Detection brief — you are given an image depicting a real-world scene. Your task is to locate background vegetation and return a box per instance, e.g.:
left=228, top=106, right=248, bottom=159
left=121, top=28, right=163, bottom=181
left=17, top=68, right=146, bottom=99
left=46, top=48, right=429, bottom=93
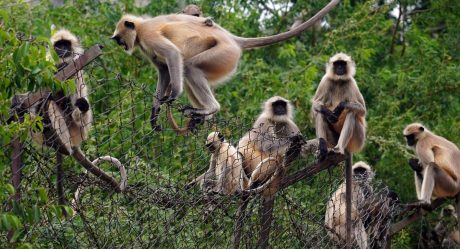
left=0, top=0, right=459, bottom=248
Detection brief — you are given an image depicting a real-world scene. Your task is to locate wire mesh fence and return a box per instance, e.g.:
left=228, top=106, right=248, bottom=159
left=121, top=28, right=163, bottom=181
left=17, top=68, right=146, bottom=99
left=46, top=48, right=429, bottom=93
left=4, top=46, right=401, bottom=248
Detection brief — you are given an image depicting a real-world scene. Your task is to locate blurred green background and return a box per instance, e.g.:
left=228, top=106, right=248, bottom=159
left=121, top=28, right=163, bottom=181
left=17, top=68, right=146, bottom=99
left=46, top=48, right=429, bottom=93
left=0, top=0, right=459, bottom=248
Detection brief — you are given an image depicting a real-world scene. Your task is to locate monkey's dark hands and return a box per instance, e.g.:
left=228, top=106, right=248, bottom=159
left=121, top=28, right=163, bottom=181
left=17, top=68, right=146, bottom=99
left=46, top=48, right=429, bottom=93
left=150, top=107, right=162, bottom=131
left=408, top=158, right=423, bottom=173
left=75, top=98, right=90, bottom=112
left=159, top=95, right=177, bottom=104
left=187, top=115, right=205, bottom=132
left=285, top=134, right=305, bottom=163
left=317, top=137, right=328, bottom=161
left=317, top=105, right=338, bottom=124
left=333, top=101, right=348, bottom=117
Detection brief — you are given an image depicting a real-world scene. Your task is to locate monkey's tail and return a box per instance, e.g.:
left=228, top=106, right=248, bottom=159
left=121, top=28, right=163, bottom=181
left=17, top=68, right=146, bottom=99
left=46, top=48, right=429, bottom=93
left=71, top=147, right=128, bottom=193
left=239, top=157, right=279, bottom=195
left=166, top=104, right=192, bottom=135
left=233, top=0, right=340, bottom=49
left=70, top=155, right=128, bottom=213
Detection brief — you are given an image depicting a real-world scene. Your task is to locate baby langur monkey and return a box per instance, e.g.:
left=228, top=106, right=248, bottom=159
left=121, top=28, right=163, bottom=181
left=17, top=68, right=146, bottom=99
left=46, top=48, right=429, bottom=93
left=189, top=132, right=279, bottom=195
left=325, top=161, right=375, bottom=249
left=403, top=123, right=460, bottom=205
left=311, top=53, right=366, bottom=155
left=111, top=0, right=340, bottom=131
left=182, top=4, right=202, bottom=17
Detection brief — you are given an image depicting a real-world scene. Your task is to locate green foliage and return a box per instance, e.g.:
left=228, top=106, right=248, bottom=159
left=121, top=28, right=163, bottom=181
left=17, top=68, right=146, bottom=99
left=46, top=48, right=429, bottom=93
left=0, top=0, right=459, bottom=247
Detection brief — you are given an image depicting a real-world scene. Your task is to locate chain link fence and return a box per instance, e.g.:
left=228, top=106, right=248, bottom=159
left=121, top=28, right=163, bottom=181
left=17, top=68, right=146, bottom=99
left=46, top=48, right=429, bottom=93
left=4, top=45, right=400, bottom=248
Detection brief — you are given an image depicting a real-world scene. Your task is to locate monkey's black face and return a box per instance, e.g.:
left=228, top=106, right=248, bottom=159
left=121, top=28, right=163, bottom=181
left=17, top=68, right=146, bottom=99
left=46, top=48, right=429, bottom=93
left=205, top=142, right=217, bottom=153
left=111, top=35, right=128, bottom=51
left=333, top=60, right=347, bottom=76
left=443, top=208, right=454, bottom=216
left=353, top=167, right=368, bottom=177
left=272, top=100, right=287, bottom=116
left=54, top=40, right=72, bottom=58
left=405, top=134, right=417, bottom=146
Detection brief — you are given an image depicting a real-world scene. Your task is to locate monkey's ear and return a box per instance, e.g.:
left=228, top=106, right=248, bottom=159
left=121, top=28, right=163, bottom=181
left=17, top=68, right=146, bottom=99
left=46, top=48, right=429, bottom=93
left=217, top=132, right=224, bottom=142
left=419, top=126, right=424, bottom=132
left=124, top=21, right=135, bottom=29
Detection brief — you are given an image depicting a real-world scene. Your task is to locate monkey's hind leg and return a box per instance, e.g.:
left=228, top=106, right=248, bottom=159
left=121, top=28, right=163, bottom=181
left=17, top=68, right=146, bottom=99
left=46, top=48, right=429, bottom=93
left=420, top=162, right=460, bottom=203
left=151, top=62, right=171, bottom=130
left=335, top=112, right=364, bottom=154
left=315, top=114, right=338, bottom=147
left=248, top=158, right=278, bottom=187
left=182, top=66, right=220, bottom=117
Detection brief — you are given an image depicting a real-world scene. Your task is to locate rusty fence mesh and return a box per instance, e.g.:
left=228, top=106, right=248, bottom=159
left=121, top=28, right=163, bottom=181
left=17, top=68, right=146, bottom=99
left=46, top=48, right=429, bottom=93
left=3, top=51, right=400, bottom=248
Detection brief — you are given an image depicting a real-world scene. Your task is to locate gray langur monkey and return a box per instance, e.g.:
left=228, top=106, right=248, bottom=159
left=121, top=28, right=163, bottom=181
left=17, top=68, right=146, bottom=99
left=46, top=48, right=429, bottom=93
left=404, top=123, right=460, bottom=205
left=110, top=0, right=340, bottom=131
left=14, top=29, right=127, bottom=196
left=325, top=161, right=375, bottom=249
left=188, top=131, right=288, bottom=196
left=237, top=96, right=303, bottom=198
left=311, top=52, right=366, bottom=155
left=439, top=205, right=460, bottom=248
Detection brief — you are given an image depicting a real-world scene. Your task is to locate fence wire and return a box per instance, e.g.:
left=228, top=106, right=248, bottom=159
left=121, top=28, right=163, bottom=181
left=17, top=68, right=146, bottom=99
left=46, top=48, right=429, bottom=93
left=4, top=51, right=400, bottom=248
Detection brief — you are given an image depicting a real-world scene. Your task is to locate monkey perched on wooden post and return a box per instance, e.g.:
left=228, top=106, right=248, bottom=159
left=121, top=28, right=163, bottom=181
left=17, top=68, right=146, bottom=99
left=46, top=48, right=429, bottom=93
left=311, top=53, right=366, bottom=155
left=12, top=29, right=127, bottom=197
left=110, top=0, right=341, bottom=132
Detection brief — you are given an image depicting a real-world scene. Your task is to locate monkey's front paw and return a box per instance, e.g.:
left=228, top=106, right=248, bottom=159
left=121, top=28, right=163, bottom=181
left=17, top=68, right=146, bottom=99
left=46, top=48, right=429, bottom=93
left=159, top=95, right=176, bottom=104
left=188, top=115, right=205, bottom=132
left=75, top=98, right=90, bottom=112
left=318, top=106, right=338, bottom=124
left=150, top=112, right=162, bottom=131
left=333, top=101, right=348, bottom=116
left=408, top=158, right=423, bottom=173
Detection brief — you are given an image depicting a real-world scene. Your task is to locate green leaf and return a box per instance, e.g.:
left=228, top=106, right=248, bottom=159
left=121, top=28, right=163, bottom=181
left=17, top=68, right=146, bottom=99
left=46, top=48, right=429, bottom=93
left=37, top=188, right=48, bottom=203
left=32, top=205, right=41, bottom=223
left=1, top=214, right=11, bottom=230
left=5, top=184, right=15, bottom=195
left=0, top=10, right=9, bottom=25
left=7, top=214, right=21, bottom=229
left=17, top=243, right=34, bottom=249
left=31, top=67, right=42, bottom=75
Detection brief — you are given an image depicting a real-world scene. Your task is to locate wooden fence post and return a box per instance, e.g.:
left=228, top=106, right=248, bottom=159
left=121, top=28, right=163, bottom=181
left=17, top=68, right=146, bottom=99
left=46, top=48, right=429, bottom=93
left=345, top=153, right=353, bottom=248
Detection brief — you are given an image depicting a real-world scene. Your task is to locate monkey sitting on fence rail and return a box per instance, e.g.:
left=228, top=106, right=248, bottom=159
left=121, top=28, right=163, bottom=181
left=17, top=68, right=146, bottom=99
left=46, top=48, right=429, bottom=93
left=9, top=29, right=127, bottom=201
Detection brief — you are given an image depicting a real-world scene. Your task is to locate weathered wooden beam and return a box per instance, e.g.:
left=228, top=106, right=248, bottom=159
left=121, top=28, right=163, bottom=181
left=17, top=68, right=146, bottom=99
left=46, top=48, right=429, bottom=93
left=54, top=44, right=103, bottom=81
left=256, top=197, right=275, bottom=249
left=10, top=44, right=103, bottom=111
left=390, top=198, right=446, bottom=235
left=280, top=152, right=346, bottom=189
left=345, top=154, right=352, bottom=248
left=233, top=194, right=250, bottom=249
